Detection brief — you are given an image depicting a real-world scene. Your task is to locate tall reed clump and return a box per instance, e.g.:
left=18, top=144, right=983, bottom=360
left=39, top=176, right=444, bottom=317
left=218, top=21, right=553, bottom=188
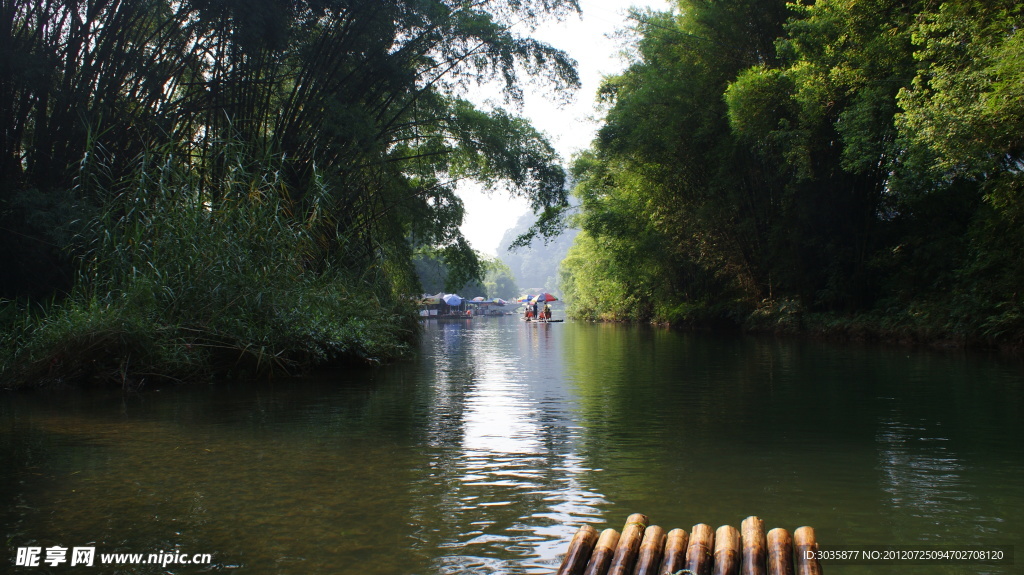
left=2, top=147, right=417, bottom=389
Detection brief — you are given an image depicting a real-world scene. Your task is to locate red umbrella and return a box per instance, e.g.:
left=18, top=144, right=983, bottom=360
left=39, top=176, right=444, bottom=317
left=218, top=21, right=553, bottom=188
left=530, top=293, right=558, bottom=303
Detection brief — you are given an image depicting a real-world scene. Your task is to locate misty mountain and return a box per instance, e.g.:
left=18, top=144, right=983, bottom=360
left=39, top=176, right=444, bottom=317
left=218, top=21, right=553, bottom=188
left=498, top=212, right=578, bottom=295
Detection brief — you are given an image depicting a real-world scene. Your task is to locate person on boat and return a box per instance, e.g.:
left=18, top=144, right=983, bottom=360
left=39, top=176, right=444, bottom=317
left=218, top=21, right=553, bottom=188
left=525, top=307, right=533, bottom=320
left=544, top=303, right=552, bottom=320
left=532, top=301, right=539, bottom=319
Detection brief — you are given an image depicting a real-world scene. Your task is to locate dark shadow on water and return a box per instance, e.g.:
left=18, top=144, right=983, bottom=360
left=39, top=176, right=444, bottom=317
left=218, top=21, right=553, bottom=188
left=2, top=318, right=1021, bottom=574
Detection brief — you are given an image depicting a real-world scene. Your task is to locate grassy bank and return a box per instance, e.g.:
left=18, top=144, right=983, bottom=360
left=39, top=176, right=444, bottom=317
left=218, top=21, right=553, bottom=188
left=0, top=154, right=418, bottom=390
left=0, top=281, right=416, bottom=391
left=564, top=291, right=1023, bottom=351
left=662, top=297, right=1024, bottom=351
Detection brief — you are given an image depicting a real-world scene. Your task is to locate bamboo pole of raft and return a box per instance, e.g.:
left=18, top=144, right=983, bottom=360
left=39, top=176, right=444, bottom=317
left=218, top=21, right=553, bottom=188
left=557, top=524, right=599, bottom=575
left=713, top=525, right=741, bottom=575
left=741, top=516, right=767, bottom=575
left=606, top=513, right=649, bottom=575
left=685, top=523, right=716, bottom=575
left=793, top=527, right=822, bottom=575
left=633, top=525, right=667, bottom=575
left=659, top=528, right=689, bottom=575
left=583, top=529, right=620, bottom=575
left=766, top=528, right=795, bottom=575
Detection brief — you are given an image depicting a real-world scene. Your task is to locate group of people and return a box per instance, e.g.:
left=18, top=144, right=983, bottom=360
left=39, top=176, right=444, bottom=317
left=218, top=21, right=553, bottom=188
left=524, top=302, right=552, bottom=321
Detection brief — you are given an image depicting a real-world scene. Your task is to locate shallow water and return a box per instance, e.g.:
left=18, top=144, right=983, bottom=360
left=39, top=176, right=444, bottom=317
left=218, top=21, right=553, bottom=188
left=2, top=316, right=1022, bottom=573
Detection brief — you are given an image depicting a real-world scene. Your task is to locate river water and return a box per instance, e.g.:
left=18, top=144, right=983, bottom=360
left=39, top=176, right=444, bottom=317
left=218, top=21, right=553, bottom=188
left=2, top=316, right=1022, bottom=574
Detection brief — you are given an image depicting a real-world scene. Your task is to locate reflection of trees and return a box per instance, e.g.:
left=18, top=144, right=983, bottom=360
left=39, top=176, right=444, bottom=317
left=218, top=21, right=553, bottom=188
left=424, top=321, right=477, bottom=449
left=559, top=326, right=802, bottom=504
left=558, top=324, right=1024, bottom=558
left=5, top=321, right=1023, bottom=574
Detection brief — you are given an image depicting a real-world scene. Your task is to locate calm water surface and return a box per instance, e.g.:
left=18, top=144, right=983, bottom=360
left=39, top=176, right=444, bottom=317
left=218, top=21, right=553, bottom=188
left=2, top=317, right=1022, bottom=574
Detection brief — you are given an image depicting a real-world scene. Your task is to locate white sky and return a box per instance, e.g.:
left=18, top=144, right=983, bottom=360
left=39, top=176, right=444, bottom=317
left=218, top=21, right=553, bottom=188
left=457, top=0, right=668, bottom=256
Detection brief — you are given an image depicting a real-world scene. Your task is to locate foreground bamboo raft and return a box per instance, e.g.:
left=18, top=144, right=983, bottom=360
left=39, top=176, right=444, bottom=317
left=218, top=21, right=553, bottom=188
left=555, top=514, right=822, bottom=575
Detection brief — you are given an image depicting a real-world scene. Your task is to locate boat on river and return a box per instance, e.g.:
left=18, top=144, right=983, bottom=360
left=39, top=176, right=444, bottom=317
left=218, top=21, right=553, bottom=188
left=522, top=318, right=563, bottom=323
left=427, top=314, right=474, bottom=320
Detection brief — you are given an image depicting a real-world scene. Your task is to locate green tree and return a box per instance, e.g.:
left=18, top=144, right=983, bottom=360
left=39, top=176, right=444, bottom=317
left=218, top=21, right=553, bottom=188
left=894, top=0, right=1024, bottom=340
left=413, top=246, right=487, bottom=297
left=0, top=0, right=581, bottom=298
left=724, top=0, right=924, bottom=308
left=562, top=0, right=790, bottom=322
left=482, top=258, right=518, bottom=300
left=0, top=0, right=587, bottom=384
left=565, top=0, right=1024, bottom=344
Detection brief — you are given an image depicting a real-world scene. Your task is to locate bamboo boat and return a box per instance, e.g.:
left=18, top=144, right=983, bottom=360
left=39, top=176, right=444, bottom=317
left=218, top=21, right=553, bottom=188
left=555, top=514, right=822, bottom=575
left=522, top=318, right=564, bottom=323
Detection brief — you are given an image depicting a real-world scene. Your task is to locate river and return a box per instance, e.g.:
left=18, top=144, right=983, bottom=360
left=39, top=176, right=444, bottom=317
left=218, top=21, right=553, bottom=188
left=2, top=316, right=1022, bottom=574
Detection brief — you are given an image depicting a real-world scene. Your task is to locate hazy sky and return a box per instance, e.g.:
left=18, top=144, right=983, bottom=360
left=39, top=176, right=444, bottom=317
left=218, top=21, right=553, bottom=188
left=457, top=0, right=668, bottom=256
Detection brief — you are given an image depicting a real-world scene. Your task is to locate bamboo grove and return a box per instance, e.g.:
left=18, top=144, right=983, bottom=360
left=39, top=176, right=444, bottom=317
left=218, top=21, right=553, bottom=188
left=0, top=0, right=579, bottom=385
left=560, top=0, right=1024, bottom=346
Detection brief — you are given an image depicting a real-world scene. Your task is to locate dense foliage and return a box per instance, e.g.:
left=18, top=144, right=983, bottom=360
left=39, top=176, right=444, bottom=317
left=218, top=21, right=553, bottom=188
left=0, top=0, right=579, bottom=385
left=561, top=0, right=1024, bottom=346
left=413, top=248, right=517, bottom=300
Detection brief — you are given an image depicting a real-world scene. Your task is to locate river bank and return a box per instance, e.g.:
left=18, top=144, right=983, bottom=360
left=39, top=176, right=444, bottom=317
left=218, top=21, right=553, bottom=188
left=0, top=295, right=418, bottom=391
left=568, top=296, right=1023, bottom=354
left=0, top=154, right=424, bottom=392
left=684, top=298, right=1024, bottom=354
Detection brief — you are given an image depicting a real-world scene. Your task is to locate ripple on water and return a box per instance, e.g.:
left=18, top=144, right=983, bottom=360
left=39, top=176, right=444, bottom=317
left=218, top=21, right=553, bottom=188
left=2, top=319, right=1022, bottom=574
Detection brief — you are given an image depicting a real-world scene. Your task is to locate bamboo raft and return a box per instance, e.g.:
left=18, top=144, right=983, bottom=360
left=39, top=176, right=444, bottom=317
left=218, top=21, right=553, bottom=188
left=555, top=514, right=822, bottom=575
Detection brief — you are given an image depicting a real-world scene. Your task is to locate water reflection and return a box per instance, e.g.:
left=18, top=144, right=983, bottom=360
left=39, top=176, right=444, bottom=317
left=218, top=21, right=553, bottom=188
left=878, top=414, right=972, bottom=534
left=412, top=318, right=607, bottom=574
left=870, top=408, right=1017, bottom=574
left=1, top=320, right=1022, bottom=574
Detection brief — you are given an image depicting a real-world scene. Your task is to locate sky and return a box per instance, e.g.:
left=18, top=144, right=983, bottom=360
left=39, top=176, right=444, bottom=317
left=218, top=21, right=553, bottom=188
left=456, top=0, right=668, bottom=256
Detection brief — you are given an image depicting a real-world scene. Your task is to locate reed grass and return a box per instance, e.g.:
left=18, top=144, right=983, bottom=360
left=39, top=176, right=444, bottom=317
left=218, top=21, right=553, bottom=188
left=1, top=149, right=417, bottom=389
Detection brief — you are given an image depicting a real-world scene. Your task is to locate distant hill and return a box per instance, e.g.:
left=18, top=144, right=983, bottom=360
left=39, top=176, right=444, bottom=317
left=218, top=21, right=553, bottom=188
left=498, top=212, right=578, bottom=297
